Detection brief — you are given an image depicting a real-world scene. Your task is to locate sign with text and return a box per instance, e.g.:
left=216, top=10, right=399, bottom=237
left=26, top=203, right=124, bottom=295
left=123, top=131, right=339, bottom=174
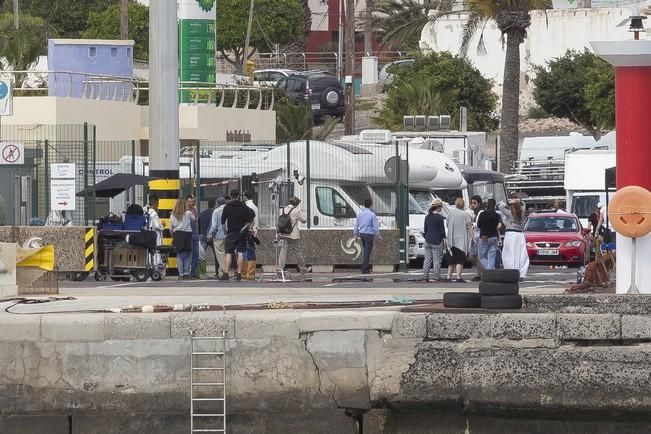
left=50, top=179, right=76, bottom=211
left=0, top=142, right=24, bottom=165
left=51, top=163, right=76, bottom=179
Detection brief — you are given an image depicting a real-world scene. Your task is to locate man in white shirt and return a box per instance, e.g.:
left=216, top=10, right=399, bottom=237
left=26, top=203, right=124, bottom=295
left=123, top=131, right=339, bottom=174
left=243, top=191, right=259, bottom=231
left=596, top=203, right=614, bottom=242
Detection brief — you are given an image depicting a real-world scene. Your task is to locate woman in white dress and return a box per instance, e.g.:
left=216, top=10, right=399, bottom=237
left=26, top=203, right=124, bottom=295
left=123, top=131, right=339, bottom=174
left=498, top=198, right=530, bottom=279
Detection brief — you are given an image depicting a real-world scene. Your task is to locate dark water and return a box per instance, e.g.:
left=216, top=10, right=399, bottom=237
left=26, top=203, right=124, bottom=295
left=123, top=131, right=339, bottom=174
left=380, top=410, right=651, bottom=434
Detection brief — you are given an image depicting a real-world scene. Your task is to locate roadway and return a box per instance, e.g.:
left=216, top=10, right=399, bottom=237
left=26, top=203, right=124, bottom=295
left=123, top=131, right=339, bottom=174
left=1, top=266, right=577, bottom=314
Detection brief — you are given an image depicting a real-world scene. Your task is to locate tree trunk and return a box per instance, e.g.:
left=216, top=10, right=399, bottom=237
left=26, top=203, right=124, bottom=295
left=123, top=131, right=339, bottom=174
left=120, top=0, right=129, bottom=39
left=499, top=29, right=523, bottom=174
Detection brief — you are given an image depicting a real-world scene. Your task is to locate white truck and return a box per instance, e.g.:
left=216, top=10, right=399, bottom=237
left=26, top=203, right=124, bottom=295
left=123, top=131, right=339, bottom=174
left=564, top=149, right=616, bottom=227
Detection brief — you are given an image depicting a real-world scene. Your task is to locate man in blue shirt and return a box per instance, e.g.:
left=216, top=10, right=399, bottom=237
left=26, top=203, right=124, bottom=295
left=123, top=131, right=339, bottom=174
left=353, top=199, right=379, bottom=274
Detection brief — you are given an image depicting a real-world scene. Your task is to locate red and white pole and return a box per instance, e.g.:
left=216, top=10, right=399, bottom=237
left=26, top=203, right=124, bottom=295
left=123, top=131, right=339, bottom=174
left=592, top=39, right=651, bottom=293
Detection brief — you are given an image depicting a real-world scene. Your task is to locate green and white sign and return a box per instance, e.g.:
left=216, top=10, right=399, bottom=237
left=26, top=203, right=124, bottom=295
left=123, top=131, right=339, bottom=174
left=179, top=0, right=217, bottom=102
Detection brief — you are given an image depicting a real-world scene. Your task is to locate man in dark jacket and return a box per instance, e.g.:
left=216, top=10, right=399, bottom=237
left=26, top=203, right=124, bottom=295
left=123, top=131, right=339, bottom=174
left=221, top=190, right=255, bottom=281
left=422, top=198, right=446, bottom=282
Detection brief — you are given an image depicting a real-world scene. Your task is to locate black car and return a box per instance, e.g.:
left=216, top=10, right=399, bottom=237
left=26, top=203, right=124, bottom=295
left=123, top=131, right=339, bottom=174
left=276, top=72, right=345, bottom=121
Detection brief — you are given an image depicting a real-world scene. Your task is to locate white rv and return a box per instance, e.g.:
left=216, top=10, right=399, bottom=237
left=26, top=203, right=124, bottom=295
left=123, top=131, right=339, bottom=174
left=564, top=150, right=616, bottom=226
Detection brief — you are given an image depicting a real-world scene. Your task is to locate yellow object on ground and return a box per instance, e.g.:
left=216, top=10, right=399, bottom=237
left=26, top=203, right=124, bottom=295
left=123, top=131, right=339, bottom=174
left=17, top=245, right=55, bottom=271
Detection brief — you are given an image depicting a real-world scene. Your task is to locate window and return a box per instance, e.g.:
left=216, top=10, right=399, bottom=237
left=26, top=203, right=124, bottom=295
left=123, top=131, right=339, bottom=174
left=111, top=47, right=118, bottom=57
left=571, top=195, right=600, bottom=219
left=411, top=190, right=433, bottom=213
left=268, top=71, right=285, bottom=82
left=276, top=77, right=287, bottom=90
left=253, top=72, right=267, bottom=82
left=434, top=189, right=463, bottom=206
left=467, top=181, right=508, bottom=205
left=524, top=217, right=579, bottom=233
left=88, top=47, right=97, bottom=58
left=309, top=76, right=340, bottom=93
left=316, top=187, right=355, bottom=218
left=126, top=47, right=132, bottom=58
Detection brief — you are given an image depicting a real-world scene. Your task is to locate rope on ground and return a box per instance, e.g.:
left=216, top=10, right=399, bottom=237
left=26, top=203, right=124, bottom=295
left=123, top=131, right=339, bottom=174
left=267, top=301, right=290, bottom=309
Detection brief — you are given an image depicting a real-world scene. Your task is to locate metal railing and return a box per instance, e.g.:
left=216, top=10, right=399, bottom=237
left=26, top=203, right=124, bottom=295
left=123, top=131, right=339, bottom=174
left=0, top=70, right=275, bottom=110
left=217, top=50, right=413, bottom=74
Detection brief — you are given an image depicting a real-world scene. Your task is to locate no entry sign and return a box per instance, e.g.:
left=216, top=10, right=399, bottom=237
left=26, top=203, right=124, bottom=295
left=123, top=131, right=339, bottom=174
left=0, top=142, right=24, bottom=165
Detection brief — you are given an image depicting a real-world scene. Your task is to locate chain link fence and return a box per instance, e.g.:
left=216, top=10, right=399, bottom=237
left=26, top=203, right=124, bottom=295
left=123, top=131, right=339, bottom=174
left=1, top=130, right=412, bottom=268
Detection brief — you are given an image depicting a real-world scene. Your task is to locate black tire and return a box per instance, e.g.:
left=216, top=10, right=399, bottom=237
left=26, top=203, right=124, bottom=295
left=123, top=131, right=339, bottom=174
left=320, top=86, right=341, bottom=108
left=481, top=295, right=523, bottom=310
left=443, top=292, right=481, bottom=309
left=131, top=269, right=149, bottom=282
left=481, top=269, right=520, bottom=283
left=151, top=270, right=163, bottom=282
left=94, top=272, right=105, bottom=282
left=479, top=281, right=519, bottom=296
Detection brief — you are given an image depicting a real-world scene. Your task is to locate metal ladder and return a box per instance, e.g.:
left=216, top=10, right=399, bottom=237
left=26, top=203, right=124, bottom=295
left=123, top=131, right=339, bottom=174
left=190, top=332, right=226, bottom=433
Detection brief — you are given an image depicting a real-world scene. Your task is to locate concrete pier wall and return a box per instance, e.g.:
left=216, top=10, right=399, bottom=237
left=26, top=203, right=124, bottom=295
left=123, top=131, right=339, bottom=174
left=3, top=300, right=651, bottom=433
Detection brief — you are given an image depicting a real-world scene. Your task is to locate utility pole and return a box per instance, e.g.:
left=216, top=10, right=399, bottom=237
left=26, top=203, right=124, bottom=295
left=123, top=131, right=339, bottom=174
left=337, top=0, right=344, bottom=80
left=120, top=0, right=129, bottom=40
left=242, top=0, right=255, bottom=75
left=13, top=0, right=19, bottom=29
left=364, top=0, right=373, bottom=55
left=149, top=0, right=179, bottom=180
left=344, top=0, right=355, bottom=135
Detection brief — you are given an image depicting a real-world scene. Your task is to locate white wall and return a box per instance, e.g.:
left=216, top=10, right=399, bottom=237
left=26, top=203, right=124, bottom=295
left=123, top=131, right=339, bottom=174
left=5, top=97, right=277, bottom=142
left=420, top=7, right=640, bottom=111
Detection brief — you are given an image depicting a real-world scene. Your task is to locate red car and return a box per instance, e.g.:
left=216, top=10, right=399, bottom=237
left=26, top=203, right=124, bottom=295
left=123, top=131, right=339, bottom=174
left=524, top=213, right=591, bottom=267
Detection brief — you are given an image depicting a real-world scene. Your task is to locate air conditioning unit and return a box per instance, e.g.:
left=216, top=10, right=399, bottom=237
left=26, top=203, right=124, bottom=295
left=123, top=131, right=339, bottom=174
left=427, top=115, right=440, bottom=130
left=439, top=115, right=451, bottom=130
left=359, top=129, right=393, bottom=144
left=403, top=115, right=415, bottom=130
left=414, top=115, right=426, bottom=130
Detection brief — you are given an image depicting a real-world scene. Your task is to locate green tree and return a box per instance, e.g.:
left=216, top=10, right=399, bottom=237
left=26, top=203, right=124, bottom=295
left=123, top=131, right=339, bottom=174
left=373, top=0, right=550, bottom=172
left=6, top=0, right=114, bottom=38
left=375, top=52, right=498, bottom=132
left=275, top=89, right=337, bottom=142
left=216, top=0, right=303, bottom=71
left=585, top=60, right=615, bottom=133
left=0, top=12, right=46, bottom=87
left=81, top=1, right=149, bottom=60
left=533, top=49, right=614, bottom=139
left=370, top=0, right=439, bottom=51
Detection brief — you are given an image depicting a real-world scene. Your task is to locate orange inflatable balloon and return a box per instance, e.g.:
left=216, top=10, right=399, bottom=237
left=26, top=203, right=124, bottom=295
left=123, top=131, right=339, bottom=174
left=608, top=186, right=651, bottom=238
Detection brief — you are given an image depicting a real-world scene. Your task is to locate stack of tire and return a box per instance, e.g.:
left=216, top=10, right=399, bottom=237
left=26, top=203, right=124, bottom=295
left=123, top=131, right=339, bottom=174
left=442, top=269, right=522, bottom=310
left=479, top=269, right=522, bottom=309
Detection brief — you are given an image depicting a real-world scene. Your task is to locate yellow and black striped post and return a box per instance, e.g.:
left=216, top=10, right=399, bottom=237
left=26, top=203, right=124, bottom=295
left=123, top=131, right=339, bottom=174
left=84, top=227, right=95, bottom=272
left=149, top=179, right=180, bottom=270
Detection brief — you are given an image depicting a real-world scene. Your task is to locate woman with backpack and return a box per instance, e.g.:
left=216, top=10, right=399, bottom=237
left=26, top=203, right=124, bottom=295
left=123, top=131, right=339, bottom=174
left=277, top=196, right=310, bottom=274
left=170, top=196, right=195, bottom=280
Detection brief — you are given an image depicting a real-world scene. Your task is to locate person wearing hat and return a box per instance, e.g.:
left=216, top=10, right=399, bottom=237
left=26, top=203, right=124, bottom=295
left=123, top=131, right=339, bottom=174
left=278, top=196, right=310, bottom=274
left=208, top=196, right=228, bottom=280
left=422, top=198, right=447, bottom=282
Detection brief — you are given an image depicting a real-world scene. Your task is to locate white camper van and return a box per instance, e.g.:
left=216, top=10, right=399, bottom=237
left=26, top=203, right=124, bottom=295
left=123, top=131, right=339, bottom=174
left=564, top=150, right=615, bottom=226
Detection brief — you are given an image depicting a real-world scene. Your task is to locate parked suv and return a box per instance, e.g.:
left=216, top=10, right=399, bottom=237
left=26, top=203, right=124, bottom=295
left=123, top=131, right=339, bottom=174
left=276, top=72, right=344, bottom=121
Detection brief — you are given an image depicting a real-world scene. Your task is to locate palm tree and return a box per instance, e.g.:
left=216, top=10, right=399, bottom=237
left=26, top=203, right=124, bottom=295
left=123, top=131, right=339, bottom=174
left=276, top=102, right=338, bottom=142
left=371, top=0, right=440, bottom=51
left=0, top=13, right=46, bottom=87
left=371, top=0, right=549, bottom=173
left=375, top=75, right=457, bottom=130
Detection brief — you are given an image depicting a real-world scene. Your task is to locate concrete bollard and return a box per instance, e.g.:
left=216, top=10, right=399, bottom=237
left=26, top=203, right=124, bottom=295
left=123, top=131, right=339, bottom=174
left=0, top=242, right=18, bottom=296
